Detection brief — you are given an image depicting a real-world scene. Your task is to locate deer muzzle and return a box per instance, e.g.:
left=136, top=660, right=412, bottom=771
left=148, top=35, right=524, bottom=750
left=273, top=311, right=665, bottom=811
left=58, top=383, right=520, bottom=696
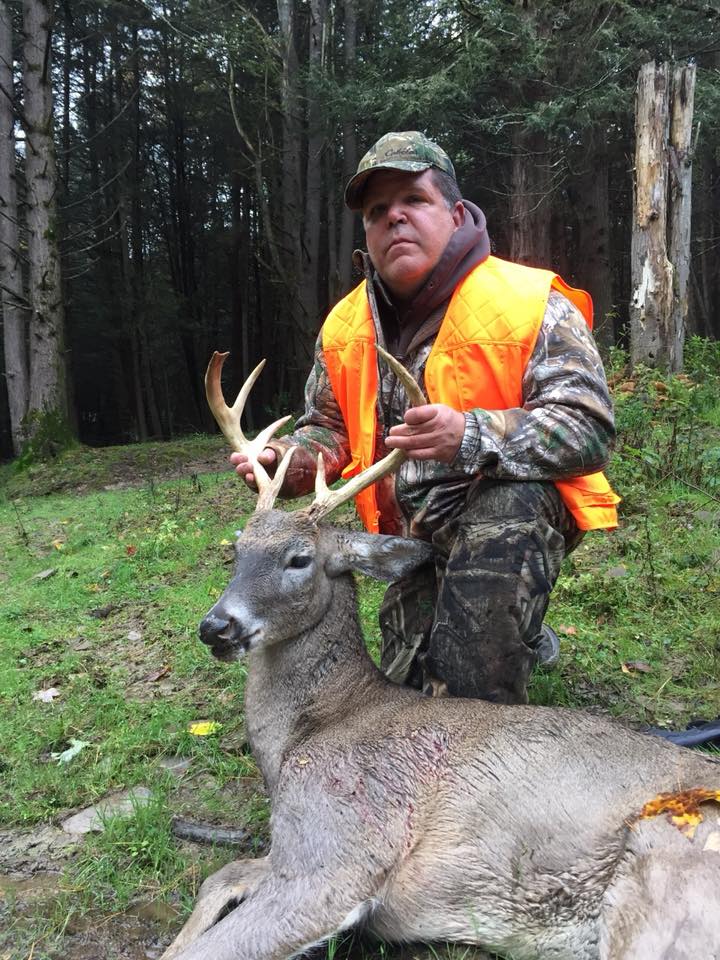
left=199, top=610, right=260, bottom=661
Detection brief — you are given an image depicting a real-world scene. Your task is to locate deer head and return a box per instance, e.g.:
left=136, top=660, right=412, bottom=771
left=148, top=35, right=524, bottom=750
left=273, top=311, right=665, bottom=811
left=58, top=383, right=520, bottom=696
left=200, top=350, right=433, bottom=661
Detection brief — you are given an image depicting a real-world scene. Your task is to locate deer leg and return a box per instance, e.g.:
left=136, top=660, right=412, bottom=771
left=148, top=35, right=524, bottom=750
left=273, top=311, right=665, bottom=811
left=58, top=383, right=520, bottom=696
left=161, top=856, right=270, bottom=960
left=170, top=870, right=378, bottom=960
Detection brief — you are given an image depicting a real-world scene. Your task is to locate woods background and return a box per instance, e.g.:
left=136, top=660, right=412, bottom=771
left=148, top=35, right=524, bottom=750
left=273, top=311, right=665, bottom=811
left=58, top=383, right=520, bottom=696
left=1, top=0, right=719, bottom=459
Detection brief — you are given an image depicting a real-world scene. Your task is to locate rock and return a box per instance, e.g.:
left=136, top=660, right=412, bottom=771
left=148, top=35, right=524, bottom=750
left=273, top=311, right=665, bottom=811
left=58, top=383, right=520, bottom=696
left=61, top=787, right=152, bottom=835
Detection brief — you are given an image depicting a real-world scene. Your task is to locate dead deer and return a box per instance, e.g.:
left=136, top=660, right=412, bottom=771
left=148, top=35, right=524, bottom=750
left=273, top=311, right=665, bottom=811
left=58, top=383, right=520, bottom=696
left=162, top=351, right=720, bottom=960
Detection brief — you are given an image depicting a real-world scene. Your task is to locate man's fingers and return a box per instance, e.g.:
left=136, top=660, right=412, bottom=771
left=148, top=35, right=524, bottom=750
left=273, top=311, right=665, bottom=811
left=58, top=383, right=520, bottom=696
left=257, top=448, right=277, bottom=466
left=403, top=405, right=437, bottom=426
left=385, top=431, right=444, bottom=450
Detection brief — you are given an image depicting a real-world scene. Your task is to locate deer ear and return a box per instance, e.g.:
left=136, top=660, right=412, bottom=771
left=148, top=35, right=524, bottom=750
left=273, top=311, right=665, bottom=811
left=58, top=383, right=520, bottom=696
left=325, top=532, right=434, bottom=581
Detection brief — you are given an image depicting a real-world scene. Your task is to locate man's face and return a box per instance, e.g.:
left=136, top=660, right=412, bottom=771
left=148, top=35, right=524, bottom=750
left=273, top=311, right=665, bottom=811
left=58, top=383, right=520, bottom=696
left=361, top=169, right=464, bottom=301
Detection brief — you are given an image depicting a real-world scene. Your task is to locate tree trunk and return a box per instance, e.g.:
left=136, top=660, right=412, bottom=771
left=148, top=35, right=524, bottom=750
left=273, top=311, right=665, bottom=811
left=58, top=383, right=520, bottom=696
left=667, top=62, right=696, bottom=371
left=130, top=23, right=162, bottom=439
left=0, top=0, right=29, bottom=454
left=276, top=0, right=321, bottom=389
left=575, top=135, right=614, bottom=351
left=337, top=0, right=357, bottom=297
left=296, top=0, right=325, bottom=339
left=509, top=129, right=552, bottom=266
left=630, top=61, right=673, bottom=370
left=22, top=0, right=70, bottom=438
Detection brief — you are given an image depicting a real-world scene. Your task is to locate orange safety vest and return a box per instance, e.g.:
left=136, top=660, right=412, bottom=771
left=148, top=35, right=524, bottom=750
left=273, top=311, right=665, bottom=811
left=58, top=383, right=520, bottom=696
left=322, top=255, right=620, bottom=534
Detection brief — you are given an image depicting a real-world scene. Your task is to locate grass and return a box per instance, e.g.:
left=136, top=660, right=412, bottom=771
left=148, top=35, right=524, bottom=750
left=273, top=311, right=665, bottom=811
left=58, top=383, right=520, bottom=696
left=1, top=339, right=720, bottom=959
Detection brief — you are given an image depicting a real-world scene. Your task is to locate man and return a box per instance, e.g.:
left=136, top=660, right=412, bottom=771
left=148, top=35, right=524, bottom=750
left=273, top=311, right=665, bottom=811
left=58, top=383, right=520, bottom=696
left=232, top=131, right=618, bottom=705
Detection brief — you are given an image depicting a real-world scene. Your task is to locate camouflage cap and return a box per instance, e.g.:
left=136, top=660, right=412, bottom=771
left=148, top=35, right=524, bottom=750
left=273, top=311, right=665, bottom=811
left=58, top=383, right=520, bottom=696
left=344, top=131, right=456, bottom=211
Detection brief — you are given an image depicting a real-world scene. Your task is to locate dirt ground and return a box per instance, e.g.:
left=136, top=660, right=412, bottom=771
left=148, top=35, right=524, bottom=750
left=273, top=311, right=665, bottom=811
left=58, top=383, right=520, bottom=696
left=0, top=823, right=179, bottom=959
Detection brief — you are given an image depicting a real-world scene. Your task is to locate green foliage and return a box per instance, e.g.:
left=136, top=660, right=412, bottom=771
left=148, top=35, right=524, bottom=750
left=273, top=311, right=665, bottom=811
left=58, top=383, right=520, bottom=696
left=609, top=347, right=720, bottom=502
left=17, top=406, right=77, bottom=468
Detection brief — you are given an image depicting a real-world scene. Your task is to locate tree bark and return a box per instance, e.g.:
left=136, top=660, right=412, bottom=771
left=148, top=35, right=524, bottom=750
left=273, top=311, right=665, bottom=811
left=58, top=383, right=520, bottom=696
left=296, top=0, right=325, bottom=339
left=630, top=61, right=673, bottom=370
left=22, top=0, right=70, bottom=434
left=574, top=135, right=614, bottom=352
left=509, top=129, right=552, bottom=266
left=667, top=62, right=696, bottom=371
left=0, top=0, right=29, bottom=454
left=337, top=0, right=357, bottom=297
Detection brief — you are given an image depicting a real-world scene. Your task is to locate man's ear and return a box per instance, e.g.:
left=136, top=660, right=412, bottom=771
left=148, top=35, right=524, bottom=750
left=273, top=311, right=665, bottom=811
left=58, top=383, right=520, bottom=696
left=451, top=200, right=465, bottom=229
left=325, top=531, right=434, bottom=581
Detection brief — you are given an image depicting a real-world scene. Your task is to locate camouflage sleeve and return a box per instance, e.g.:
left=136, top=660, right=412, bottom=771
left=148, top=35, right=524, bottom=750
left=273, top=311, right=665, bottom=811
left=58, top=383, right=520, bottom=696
left=271, top=331, right=351, bottom=498
left=452, top=291, right=615, bottom=481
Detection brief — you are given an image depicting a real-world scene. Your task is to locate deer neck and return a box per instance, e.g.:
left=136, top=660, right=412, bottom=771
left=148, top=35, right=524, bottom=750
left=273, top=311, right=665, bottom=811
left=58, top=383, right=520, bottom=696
left=243, top=573, right=382, bottom=794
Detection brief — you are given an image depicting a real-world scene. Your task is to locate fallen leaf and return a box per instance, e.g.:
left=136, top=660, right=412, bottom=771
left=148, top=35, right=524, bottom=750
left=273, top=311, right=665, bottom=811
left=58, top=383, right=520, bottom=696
left=219, top=538, right=232, bottom=546
left=621, top=660, right=652, bottom=674
left=618, top=380, right=636, bottom=393
left=69, top=636, right=92, bottom=651
left=145, top=665, right=171, bottom=682
left=51, top=738, right=90, bottom=764
left=557, top=624, right=577, bottom=636
left=51, top=539, right=64, bottom=550
left=88, top=605, right=115, bottom=619
left=638, top=788, right=720, bottom=838
left=652, top=380, right=668, bottom=393
left=188, top=721, right=222, bottom=736
left=33, top=687, right=61, bottom=703
left=126, top=545, right=137, bottom=556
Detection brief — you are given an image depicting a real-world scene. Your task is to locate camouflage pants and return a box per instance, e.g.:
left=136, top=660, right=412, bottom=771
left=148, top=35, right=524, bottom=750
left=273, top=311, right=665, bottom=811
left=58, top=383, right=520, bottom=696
left=379, top=479, right=583, bottom=705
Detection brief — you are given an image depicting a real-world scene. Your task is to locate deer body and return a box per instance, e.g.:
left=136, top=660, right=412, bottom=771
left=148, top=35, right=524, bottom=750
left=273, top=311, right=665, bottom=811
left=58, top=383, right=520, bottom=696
left=162, top=353, right=720, bottom=959
left=164, top=510, right=720, bottom=960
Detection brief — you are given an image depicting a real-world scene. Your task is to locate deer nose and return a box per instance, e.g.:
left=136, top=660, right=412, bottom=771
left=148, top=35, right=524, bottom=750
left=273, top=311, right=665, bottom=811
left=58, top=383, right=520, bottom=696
left=199, top=612, right=232, bottom=646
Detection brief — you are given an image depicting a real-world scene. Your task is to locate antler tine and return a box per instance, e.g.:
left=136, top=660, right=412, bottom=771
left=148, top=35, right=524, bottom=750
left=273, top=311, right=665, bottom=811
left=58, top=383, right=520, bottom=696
left=256, top=446, right=297, bottom=511
left=306, top=346, right=425, bottom=523
left=205, top=351, right=292, bottom=511
left=376, top=344, right=425, bottom=407
left=308, top=453, right=331, bottom=511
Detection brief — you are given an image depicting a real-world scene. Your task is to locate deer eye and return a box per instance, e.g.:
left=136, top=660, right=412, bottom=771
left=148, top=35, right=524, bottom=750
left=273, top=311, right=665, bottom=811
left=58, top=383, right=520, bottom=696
left=287, top=554, right=313, bottom=570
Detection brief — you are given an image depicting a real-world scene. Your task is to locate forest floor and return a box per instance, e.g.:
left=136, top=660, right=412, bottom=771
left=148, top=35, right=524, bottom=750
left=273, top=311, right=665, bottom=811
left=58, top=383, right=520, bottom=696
left=1, top=346, right=720, bottom=960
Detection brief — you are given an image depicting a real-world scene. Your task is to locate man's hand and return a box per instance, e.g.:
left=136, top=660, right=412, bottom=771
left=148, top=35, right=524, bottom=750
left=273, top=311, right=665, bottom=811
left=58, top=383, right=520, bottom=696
left=230, top=448, right=277, bottom=489
left=385, top=404, right=465, bottom=462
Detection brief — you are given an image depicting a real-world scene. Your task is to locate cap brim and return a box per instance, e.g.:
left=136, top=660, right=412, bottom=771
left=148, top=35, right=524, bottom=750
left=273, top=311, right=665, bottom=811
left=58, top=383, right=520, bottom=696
left=344, top=160, right=433, bottom=211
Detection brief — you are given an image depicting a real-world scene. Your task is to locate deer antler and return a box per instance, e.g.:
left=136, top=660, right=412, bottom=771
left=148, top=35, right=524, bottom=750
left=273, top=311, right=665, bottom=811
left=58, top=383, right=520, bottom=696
left=306, top=345, right=425, bottom=522
left=205, top=351, right=295, bottom=511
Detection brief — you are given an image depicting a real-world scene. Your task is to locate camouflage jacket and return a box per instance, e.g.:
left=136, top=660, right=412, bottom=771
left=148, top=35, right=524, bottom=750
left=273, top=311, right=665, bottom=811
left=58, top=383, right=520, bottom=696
left=273, top=204, right=616, bottom=538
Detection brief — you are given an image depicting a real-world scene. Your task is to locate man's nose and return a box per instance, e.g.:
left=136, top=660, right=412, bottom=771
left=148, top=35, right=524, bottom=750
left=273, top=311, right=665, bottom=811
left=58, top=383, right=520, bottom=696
left=387, top=203, right=407, bottom=225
